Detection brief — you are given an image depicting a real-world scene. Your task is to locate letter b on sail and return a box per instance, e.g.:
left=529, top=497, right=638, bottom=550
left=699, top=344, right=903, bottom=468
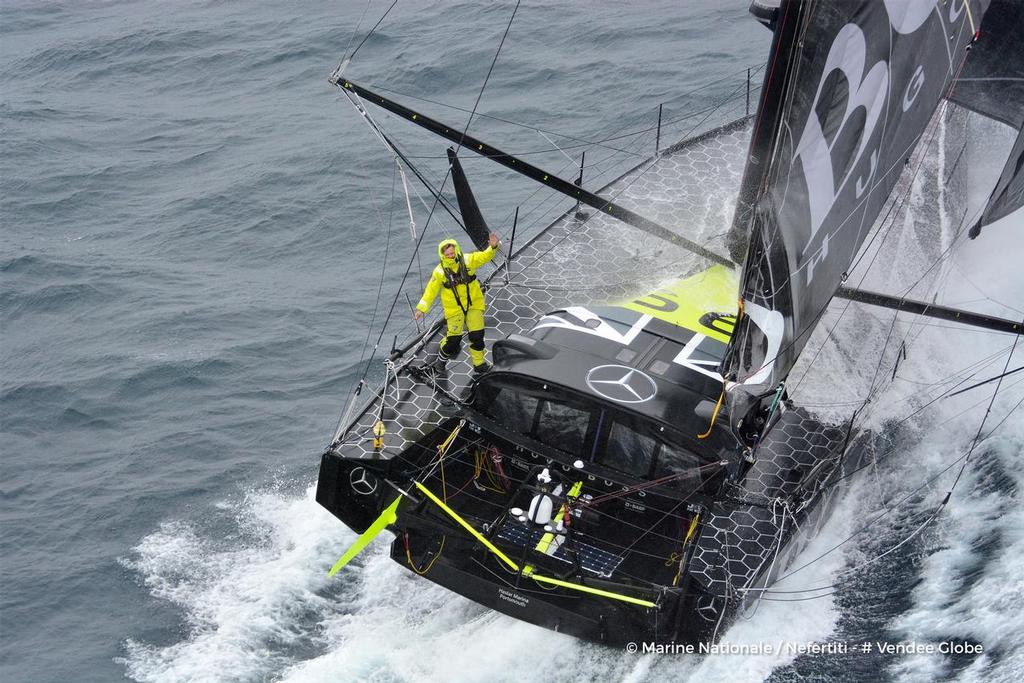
left=794, top=23, right=888, bottom=278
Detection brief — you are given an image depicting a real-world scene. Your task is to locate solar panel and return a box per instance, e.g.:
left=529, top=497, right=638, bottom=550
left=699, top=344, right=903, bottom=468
left=496, top=522, right=623, bottom=578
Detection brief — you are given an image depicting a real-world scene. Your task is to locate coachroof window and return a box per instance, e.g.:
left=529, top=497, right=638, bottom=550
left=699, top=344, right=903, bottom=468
left=476, top=375, right=714, bottom=485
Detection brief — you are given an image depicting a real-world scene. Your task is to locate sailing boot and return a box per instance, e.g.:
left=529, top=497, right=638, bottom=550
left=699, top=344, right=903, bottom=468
left=469, top=338, right=490, bottom=374
left=434, top=333, right=464, bottom=374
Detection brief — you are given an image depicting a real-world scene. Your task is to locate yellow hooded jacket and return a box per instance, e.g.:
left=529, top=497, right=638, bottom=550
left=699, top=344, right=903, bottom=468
left=416, top=238, right=497, bottom=317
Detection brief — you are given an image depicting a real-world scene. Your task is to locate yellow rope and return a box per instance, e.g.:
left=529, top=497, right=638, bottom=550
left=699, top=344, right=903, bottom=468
left=414, top=481, right=656, bottom=608
left=405, top=535, right=445, bottom=575
left=963, top=0, right=976, bottom=35
left=697, top=387, right=725, bottom=439
left=672, top=514, right=701, bottom=586
left=435, top=420, right=464, bottom=502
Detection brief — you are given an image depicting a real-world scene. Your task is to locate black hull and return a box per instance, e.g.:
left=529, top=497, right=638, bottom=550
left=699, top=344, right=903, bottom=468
left=315, top=117, right=872, bottom=647
left=389, top=531, right=728, bottom=646
left=316, top=409, right=868, bottom=647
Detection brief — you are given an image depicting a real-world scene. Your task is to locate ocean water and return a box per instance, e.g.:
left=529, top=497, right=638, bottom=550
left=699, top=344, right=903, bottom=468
left=1, top=2, right=1022, bottom=682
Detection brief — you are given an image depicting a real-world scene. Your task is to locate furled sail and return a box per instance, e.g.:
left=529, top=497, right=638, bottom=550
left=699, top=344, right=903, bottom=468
left=723, top=0, right=991, bottom=403
left=944, top=0, right=1024, bottom=237
left=446, top=147, right=492, bottom=250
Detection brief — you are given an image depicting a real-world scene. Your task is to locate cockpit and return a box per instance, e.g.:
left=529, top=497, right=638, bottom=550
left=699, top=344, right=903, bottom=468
left=472, top=373, right=736, bottom=496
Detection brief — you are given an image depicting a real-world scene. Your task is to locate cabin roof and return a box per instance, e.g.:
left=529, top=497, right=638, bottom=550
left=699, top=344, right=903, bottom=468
left=490, top=304, right=733, bottom=447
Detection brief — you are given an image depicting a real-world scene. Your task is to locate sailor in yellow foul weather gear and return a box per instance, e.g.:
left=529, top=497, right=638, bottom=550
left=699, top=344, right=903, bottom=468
left=413, top=233, right=499, bottom=373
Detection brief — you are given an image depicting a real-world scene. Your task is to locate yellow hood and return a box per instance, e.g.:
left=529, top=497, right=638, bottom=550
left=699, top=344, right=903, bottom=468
left=438, top=238, right=463, bottom=270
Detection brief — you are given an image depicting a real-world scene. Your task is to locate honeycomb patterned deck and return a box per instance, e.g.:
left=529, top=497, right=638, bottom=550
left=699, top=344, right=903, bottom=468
left=687, top=408, right=849, bottom=596
left=331, top=117, right=850, bottom=599
left=335, top=118, right=752, bottom=456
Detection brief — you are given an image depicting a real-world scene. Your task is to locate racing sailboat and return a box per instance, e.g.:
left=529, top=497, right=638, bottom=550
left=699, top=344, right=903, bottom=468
left=316, top=0, right=1023, bottom=646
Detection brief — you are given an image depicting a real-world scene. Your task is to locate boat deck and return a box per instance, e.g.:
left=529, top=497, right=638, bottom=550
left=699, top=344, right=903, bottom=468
left=330, top=116, right=853, bottom=606
left=336, top=118, right=752, bottom=459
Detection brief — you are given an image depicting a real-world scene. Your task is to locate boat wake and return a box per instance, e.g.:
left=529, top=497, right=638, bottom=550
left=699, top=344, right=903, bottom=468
left=118, top=485, right=349, bottom=682
left=120, top=334, right=1022, bottom=683
left=119, top=479, right=863, bottom=682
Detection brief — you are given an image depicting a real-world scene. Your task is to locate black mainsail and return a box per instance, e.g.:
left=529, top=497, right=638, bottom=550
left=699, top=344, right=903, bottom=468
left=724, top=0, right=991, bottom=401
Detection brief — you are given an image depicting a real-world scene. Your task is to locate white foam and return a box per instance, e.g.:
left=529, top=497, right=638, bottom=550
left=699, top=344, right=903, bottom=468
left=888, top=419, right=1024, bottom=683
left=118, top=484, right=352, bottom=683
left=282, top=544, right=638, bottom=682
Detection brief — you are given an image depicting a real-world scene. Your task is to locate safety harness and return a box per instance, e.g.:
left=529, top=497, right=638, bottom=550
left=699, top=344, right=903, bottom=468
left=442, top=255, right=476, bottom=314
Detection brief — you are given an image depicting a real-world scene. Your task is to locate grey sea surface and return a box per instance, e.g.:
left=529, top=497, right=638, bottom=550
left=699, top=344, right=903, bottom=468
left=2, top=1, right=1022, bottom=682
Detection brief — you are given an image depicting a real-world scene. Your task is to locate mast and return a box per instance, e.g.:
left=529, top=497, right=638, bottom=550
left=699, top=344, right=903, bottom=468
left=723, top=0, right=992, bottom=398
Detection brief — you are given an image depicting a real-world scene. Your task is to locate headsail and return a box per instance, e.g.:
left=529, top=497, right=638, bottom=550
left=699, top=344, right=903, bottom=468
left=944, top=0, right=1024, bottom=237
left=724, top=0, right=990, bottom=397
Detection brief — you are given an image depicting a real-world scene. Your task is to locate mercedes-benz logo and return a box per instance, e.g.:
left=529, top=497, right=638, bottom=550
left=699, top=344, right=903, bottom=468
left=349, top=467, right=378, bottom=496
left=585, top=364, right=657, bottom=404
left=697, top=593, right=718, bottom=622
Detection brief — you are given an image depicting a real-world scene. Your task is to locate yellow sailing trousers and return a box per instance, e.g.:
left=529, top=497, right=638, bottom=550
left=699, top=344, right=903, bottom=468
left=439, top=308, right=487, bottom=366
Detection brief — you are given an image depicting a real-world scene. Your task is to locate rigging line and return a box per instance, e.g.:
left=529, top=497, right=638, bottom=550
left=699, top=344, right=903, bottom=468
left=777, top=444, right=975, bottom=584
left=364, top=63, right=764, bottom=158
left=865, top=306, right=902, bottom=400
left=363, top=169, right=447, bottom=362
left=515, top=79, right=749, bottom=275
left=338, top=90, right=459, bottom=353
left=951, top=262, right=1024, bottom=316
left=854, top=154, right=989, bottom=403
left=352, top=165, right=399, bottom=389
left=872, top=342, right=1015, bottom=409
left=436, top=481, right=707, bottom=556
left=413, top=469, right=702, bottom=548
left=772, top=161, right=918, bottom=395
left=334, top=139, right=406, bottom=440
left=338, top=0, right=374, bottom=67
left=381, top=131, right=466, bottom=228
left=946, top=365, right=1024, bottom=398
left=740, top=499, right=790, bottom=618
left=538, top=129, right=583, bottom=164
left=480, top=127, right=610, bottom=235
left=393, top=88, right=761, bottom=161
left=452, top=0, right=520, bottom=156
left=618, top=498, right=689, bottom=560
left=347, top=0, right=399, bottom=63
left=946, top=327, right=1021, bottom=493
left=346, top=87, right=465, bottom=225
left=776, top=368, right=1024, bottom=587
left=821, top=372, right=1024, bottom=493
left=981, top=393, right=1024, bottom=439
left=673, top=77, right=752, bottom=148
left=341, top=89, right=462, bottom=229
left=845, top=364, right=1024, bottom=482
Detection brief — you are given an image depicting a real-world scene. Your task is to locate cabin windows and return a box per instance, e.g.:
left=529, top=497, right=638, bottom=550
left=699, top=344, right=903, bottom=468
left=598, top=418, right=705, bottom=484
left=653, top=442, right=704, bottom=483
left=475, top=376, right=712, bottom=487
left=602, top=420, right=658, bottom=478
left=487, top=388, right=539, bottom=436
left=534, top=398, right=589, bottom=456
left=478, top=380, right=593, bottom=458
